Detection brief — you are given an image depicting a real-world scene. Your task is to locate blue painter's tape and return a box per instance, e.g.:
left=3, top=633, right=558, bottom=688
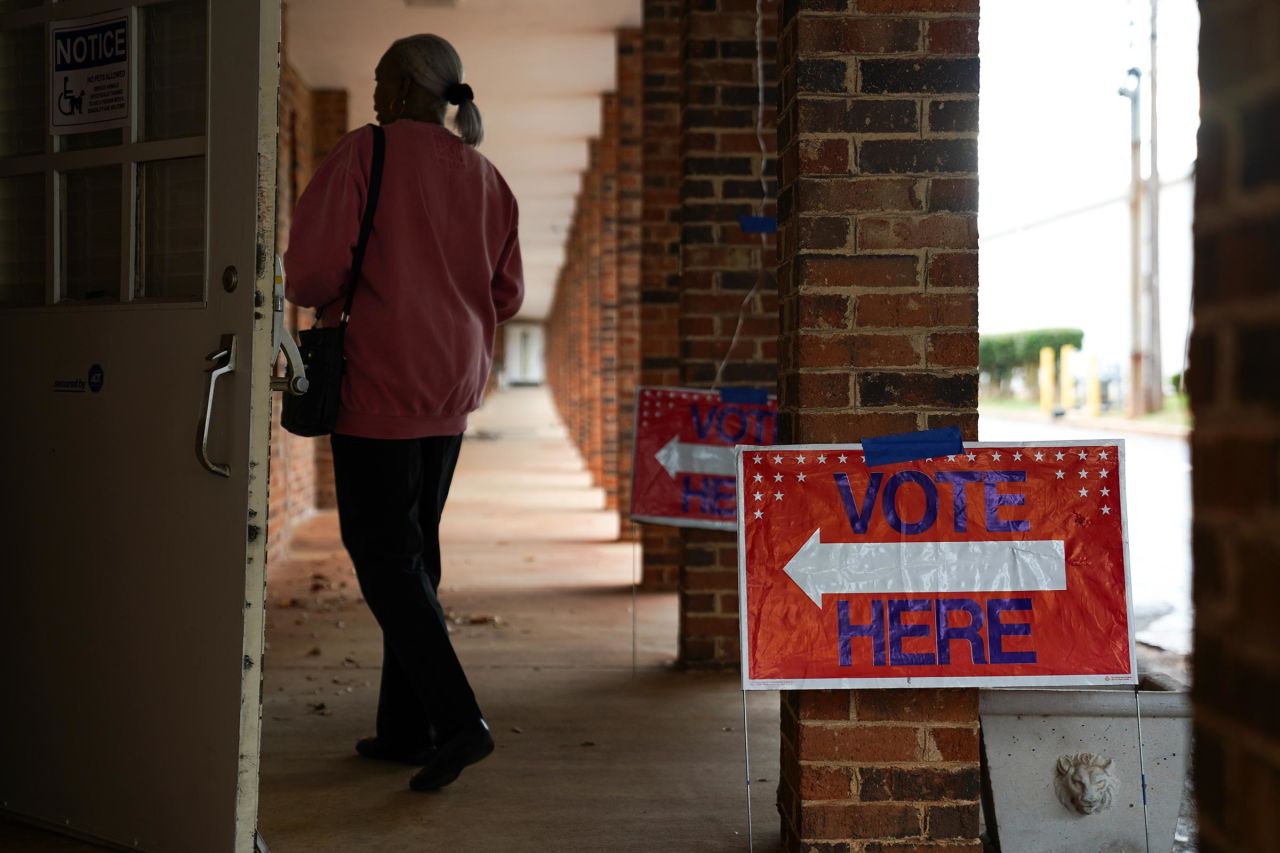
left=862, top=426, right=964, bottom=467
left=738, top=215, right=778, bottom=234
left=719, top=387, right=770, bottom=405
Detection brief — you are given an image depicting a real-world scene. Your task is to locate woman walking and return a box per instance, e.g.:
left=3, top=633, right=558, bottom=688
left=285, top=33, right=523, bottom=791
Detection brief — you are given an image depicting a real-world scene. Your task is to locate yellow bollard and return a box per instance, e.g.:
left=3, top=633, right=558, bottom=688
left=1087, top=355, right=1103, bottom=417
left=1039, top=347, right=1056, bottom=415
left=1060, top=344, right=1077, bottom=411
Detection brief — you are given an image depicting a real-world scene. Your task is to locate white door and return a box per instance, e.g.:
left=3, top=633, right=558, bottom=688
left=0, top=1, right=279, bottom=851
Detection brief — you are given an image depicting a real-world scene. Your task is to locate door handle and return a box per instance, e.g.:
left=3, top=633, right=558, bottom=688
left=270, top=255, right=309, bottom=395
left=198, top=335, right=237, bottom=478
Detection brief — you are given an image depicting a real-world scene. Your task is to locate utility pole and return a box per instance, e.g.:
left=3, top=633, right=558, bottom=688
left=1120, top=68, right=1144, bottom=418
left=1145, top=0, right=1165, bottom=413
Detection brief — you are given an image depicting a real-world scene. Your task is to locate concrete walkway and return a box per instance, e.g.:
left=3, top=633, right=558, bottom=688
left=257, top=387, right=782, bottom=852
left=0, top=388, right=782, bottom=852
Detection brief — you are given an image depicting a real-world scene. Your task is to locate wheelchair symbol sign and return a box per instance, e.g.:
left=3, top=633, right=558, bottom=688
left=50, top=13, right=130, bottom=134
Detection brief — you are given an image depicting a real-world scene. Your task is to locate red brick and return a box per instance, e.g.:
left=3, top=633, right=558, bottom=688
left=801, top=255, right=920, bottom=288
left=859, top=0, right=978, bottom=12
left=801, top=138, right=852, bottom=174
left=925, top=19, right=979, bottom=54
left=859, top=215, right=977, bottom=250
left=926, top=252, right=976, bottom=288
left=801, top=802, right=923, bottom=840
left=793, top=412, right=921, bottom=443
left=854, top=689, right=978, bottom=723
left=798, top=293, right=852, bottom=329
left=797, top=17, right=921, bottom=55
left=926, top=331, right=978, bottom=367
left=856, top=293, right=977, bottom=328
left=799, top=764, right=856, bottom=800
left=928, top=727, right=979, bottom=762
left=799, top=690, right=853, bottom=721
left=799, top=178, right=923, bottom=213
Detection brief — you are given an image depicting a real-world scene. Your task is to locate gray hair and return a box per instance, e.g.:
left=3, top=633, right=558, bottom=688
left=384, top=34, right=483, bottom=147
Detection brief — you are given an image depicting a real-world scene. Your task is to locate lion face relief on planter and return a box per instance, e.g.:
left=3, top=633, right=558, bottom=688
left=1054, top=752, right=1119, bottom=815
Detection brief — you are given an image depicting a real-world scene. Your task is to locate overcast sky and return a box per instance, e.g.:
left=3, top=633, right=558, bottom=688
left=979, top=0, right=1200, bottom=382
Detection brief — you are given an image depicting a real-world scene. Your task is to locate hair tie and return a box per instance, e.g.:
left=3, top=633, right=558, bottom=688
left=445, top=82, right=474, bottom=106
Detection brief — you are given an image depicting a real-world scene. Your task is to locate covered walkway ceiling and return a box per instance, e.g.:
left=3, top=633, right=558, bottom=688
left=286, top=0, right=643, bottom=320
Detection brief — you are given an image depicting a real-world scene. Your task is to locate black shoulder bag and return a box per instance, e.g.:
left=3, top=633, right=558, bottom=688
left=282, top=123, right=386, bottom=437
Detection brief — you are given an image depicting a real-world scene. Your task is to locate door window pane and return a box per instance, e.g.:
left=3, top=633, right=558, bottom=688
left=62, top=167, right=122, bottom=302
left=136, top=157, right=205, bottom=300
left=0, top=26, right=44, bottom=157
left=143, top=0, right=207, bottom=141
left=62, top=128, right=126, bottom=152
left=0, top=174, right=45, bottom=305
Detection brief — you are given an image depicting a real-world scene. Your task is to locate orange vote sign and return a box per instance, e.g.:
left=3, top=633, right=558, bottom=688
left=736, top=442, right=1136, bottom=690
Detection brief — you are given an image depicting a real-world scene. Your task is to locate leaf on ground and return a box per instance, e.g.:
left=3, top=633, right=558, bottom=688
left=306, top=646, right=322, bottom=657
left=580, top=741, right=596, bottom=747
left=511, top=726, right=524, bottom=734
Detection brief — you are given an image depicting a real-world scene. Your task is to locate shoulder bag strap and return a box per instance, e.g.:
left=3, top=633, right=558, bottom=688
left=316, top=123, right=386, bottom=327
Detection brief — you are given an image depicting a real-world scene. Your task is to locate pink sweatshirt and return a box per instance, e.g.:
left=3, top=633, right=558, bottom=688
left=285, top=121, right=523, bottom=439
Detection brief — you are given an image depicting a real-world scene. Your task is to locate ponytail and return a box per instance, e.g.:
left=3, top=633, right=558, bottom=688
left=384, top=34, right=485, bottom=147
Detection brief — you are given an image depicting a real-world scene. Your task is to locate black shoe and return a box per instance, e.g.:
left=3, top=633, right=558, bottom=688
left=355, top=736, right=436, bottom=765
left=408, top=719, right=494, bottom=791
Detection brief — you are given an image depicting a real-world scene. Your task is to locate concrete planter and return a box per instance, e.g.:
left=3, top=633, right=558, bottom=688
left=979, top=674, right=1190, bottom=853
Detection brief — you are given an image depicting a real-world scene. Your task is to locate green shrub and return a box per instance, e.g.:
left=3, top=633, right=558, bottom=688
left=980, top=328, right=1085, bottom=392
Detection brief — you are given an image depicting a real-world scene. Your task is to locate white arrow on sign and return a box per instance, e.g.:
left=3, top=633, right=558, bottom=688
left=783, top=530, right=1067, bottom=607
left=655, top=436, right=737, bottom=479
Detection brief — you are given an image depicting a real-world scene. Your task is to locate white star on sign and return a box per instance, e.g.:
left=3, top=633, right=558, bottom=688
left=773, top=472, right=784, bottom=483
left=772, top=454, right=783, bottom=464
left=1078, top=470, right=1089, bottom=479
left=1055, top=470, right=1065, bottom=480
left=1034, top=451, right=1045, bottom=461
left=1099, top=450, right=1110, bottom=460
left=858, top=454, right=865, bottom=463
left=1013, top=452, right=1023, bottom=461
left=1055, top=451, right=1065, bottom=461
left=797, top=454, right=807, bottom=464
left=753, top=473, right=763, bottom=483
left=992, top=451, right=1002, bottom=461
left=966, top=452, right=978, bottom=462
left=947, top=455, right=957, bottom=462
left=753, top=454, right=763, bottom=464
left=1099, top=469, right=1110, bottom=478
left=774, top=491, right=784, bottom=501
left=797, top=472, right=807, bottom=482
left=1101, top=505, right=1111, bottom=515
left=754, top=492, right=763, bottom=502
left=1100, top=487, right=1111, bottom=497
left=1078, top=450, right=1089, bottom=460
left=838, top=454, right=848, bottom=463
left=753, top=509, right=764, bottom=520
left=817, top=454, right=827, bottom=464
left=1079, top=487, right=1089, bottom=497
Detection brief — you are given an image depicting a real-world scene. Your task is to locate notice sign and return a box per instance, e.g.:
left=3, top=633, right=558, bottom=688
left=631, top=386, right=778, bottom=531
left=51, top=13, right=131, bottom=134
left=737, top=442, right=1135, bottom=690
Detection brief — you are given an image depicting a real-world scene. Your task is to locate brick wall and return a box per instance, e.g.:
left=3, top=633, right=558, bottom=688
left=617, top=29, right=645, bottom=539
left=677, top=0, right=779, bottom=667
left=775, top=0, right=981, bottom=848
left=266, top=45, right=349, bottom=571
left=639, top=0, right=685, bottom=590
left=1190, top=2, right=1280, bottom=851
left=600, top=97, right=622, bottom=509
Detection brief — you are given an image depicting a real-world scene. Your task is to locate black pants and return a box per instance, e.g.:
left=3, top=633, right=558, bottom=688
left=330, top=432, right=480, bottom=746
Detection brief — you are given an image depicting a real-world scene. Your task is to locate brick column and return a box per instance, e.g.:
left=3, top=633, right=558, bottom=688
left=600, top=95, right=622, bottom=509
left=308, top=88, right=348, bottom=511
left=639, top=0, right=685, bottom=590
left=1190, top=2, right=1280, bottom=850
left=678, top=0, right=779, bottom=667
left=775, top=1, right=981, bottom=849
left=585, top=141, right=604, bottom=487
left=616, top=29, right=645, bottom=539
